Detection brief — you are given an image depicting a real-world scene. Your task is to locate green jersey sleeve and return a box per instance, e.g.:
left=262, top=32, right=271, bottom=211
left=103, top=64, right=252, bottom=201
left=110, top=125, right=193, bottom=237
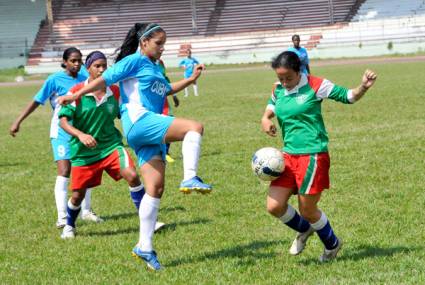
left=266, top=83, right=279, bottom=112
left=58, top=104, right=76, bottom=120
left=315, top=79, right=353, bottom=104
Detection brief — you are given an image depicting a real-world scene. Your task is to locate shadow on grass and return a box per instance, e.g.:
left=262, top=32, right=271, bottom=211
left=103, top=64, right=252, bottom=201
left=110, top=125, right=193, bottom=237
left=99, top=212, right=136, bottom=221
left=0, top=162, right=25, bottom=167
left=85, top=226, right=139, bottom=237
left=160, top=218, right=211, bottom=233
left=301, top=244, right=421, bottom=265
left=166, top=239, right=281, bottom=267
left=160, top=206, right=186, bottom=213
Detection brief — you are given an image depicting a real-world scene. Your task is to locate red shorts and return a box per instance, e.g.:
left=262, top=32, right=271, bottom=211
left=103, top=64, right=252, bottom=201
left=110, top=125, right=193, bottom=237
left=270, top=152, right=330, bottom=195
left=71, top=147, right=135, bottom=190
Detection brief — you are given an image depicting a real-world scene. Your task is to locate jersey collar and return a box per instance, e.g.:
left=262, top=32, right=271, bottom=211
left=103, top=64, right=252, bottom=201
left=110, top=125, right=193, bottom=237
left=284, top=73, right=308, bottom=95
left=83, top=79, right=114, bottom=106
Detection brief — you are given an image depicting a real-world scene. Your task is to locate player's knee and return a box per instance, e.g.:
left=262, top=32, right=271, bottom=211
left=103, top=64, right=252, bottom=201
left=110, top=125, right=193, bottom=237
left=299, top=206, right=318, bottom=223
left=267, top=201, right=286, bottom=218
left=190, top=121, right=203, bottom=135
left=124, top=168, right=140, bottom=186
left=70, top=192, right=84, bottom=206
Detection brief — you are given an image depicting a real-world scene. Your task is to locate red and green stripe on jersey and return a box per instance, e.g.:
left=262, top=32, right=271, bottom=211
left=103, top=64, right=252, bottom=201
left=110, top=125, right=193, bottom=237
left=58, top=81, right=124, bottom=166
left=267, top=74, right=353, bottom=155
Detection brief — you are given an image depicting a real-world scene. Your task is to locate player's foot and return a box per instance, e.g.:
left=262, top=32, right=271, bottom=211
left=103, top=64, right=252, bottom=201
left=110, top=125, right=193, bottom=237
left=82, top=210, right=104, bottom=223
left=166, top=154, right=175, bottom=163
left=289, top=226, right=315, bottom=255
left=154, top=221, right=166, bottom=233
left=61, top=225, right=76, bottom=239
left=179, top=176, right=212, bottom=194
left=319, top=239, right=343, bottom=262
left=56, top=217, right=67, bottom=229
left=132, top=247, right=162, bottom=271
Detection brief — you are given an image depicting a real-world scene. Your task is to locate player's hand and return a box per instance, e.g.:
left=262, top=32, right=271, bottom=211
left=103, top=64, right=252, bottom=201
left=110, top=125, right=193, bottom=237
left=362, top=69, right=377, bottom=90
left=261, top=118, right=277, bottom=137
left=78, top=134, right=97, bottom=148
left=191, top=64, right=205, bottom=81
left=58, top=94, right=78, bottom=106
left=172, top=96, right=180, bottom=107
left=9, top=122, right=20, bottom=137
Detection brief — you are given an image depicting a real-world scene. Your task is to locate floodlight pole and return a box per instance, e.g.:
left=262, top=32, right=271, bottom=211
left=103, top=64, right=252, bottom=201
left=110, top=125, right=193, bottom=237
left=46, top=0, right=53, bottom=33
left=328, top=0, right=334, bottom=24
left=191, top=0, right=198, bottom=35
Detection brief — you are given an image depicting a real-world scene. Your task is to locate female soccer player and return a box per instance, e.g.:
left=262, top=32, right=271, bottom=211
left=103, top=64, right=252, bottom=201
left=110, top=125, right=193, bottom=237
left=9, top=47, right=101, bottom=228
left=58, top=23, right=212, bottom=270
left=179, top=49, right=200, bottom=97
left=58, top=51, right=146, bottom=239
left=261, top=51, right=377, bottom=262
left=287, top=34, right=310, bottom=75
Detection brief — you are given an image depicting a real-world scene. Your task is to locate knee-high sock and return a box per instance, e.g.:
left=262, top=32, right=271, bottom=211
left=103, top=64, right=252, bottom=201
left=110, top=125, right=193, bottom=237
left=279, top=204, right=311, bottom=233
left=129, top=184, right=145, bottom=210
left=182, top=131, right=202, bottom=181
left=193, top=84, right=199, bottom=96
left=184, top=87, right=189, bottom=97
left=81, top=188, right=93, bottom=215
left=311, top=211, right=339, bottom=250
left=54, top=176, right=69, bottom=220
left=66, top=199, right=81, bottom=228
left=138, top=194, right=160, bottom=252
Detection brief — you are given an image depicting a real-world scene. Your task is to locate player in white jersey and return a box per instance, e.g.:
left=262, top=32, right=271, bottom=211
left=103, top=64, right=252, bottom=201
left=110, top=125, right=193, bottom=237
left=9, top=47, right=102, bottom=228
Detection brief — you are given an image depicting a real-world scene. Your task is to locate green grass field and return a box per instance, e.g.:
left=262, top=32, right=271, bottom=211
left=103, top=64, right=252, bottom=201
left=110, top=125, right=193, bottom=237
left=1, top=60, right=424, bottom=284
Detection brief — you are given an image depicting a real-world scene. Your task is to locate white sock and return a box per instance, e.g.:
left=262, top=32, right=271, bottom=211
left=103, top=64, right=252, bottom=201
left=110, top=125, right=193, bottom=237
left=184, top=88, right=189, bottom=97
left=138, top=194, right=160, bottom=252
left=54, top=176, right=69, bottom=220
left=193, top=84, right=198, bottom=96
left=182, top=131, right=202, bottom=181
left=81, top=188, right=92, bottom=216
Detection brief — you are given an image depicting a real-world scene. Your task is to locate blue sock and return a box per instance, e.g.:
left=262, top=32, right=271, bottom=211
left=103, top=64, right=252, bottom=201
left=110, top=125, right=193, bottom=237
left=129, top=185, right=145, bottom=210
left=66, top=200, right=81, bottom=228
left=279, top=205, right=311, bottom=233
left=311, top=212, right=339, bottom=250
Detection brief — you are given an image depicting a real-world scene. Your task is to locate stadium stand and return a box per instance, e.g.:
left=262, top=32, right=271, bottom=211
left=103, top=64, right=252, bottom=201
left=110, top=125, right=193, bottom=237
left=0, top=0, right=46, bottom=68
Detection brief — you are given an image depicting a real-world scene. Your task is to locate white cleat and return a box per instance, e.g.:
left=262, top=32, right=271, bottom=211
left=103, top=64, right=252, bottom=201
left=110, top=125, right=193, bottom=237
left=61, top=225, right=76, bottom=239
left=154, top=221, right=166, bottom=233
left=289, top=227, right=315, bottom=255
left=319, top=239, right=343, bottom=262
left=81, top=210, right=104, bottom=223
left=56, top=217, right=67, bottom=229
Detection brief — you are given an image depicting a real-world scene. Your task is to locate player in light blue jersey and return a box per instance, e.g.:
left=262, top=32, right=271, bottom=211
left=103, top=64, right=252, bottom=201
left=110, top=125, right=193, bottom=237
left=9, top=47, right=102, bottom=228
left=287, top=34, right=310, bottom=75
left=179, top=49, right=200, bottom=97
left=59, top=23, right=212, bottom=271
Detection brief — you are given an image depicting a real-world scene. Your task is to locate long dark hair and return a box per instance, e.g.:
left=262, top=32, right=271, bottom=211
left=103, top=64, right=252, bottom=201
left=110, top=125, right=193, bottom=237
left=115, top=23, right=164, bottom=63
left=61, top=47, right=82, bottom=68
left=271, top=51, right=301, bottom=73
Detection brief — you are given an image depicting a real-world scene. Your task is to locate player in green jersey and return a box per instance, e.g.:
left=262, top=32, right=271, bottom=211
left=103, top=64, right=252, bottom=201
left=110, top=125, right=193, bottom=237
left=58, top=51, right=146, bottom=239
left=261, top=51, right=377, bottom=262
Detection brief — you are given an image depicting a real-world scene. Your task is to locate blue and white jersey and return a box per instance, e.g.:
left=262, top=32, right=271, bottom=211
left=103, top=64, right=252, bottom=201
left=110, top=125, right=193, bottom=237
left=179, top=57, right=199, bottom=78
left=102, top=52, right=172, bottom=136
left=287, top=46, right=310, bottom=74
left=33, top=71, right=87, bottom=139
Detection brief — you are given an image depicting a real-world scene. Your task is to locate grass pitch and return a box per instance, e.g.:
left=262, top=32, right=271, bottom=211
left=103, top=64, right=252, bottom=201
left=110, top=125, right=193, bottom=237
left=0, top=60, right=424, bottom=284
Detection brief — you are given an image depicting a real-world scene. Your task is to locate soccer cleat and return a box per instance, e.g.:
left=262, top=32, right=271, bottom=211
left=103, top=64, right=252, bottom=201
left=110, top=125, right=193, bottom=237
left=56, top=217, right=67, bottom=229
left=132, top=247, right=162, bottom=271
left=154, top=221, right=166, bottom=233
left=179, top=176, right=212, bottom=194
left=319, top=239, right=343, bottom=262
left=289, top=226, right=315, bottom=255
left=61, top=225, right=76, bottom=239
left=81, top=210, right=104, bottom=223
left=165, top=154, right=175, bottom=163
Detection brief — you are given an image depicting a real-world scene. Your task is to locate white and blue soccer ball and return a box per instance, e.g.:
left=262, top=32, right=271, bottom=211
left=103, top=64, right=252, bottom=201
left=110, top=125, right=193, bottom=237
left=251, top=147, right=285, bottom=181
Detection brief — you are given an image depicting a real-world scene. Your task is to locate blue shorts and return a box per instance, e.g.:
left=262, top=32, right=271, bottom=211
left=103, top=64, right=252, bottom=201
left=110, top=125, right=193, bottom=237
left=51, top=137, right=70, bottom=161
left=126, top=112, right=174, bottom=166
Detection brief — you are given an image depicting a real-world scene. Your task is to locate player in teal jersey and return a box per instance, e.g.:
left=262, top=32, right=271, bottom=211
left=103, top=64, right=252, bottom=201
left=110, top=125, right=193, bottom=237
left=58, top=51, right=149, bottom=239
left=9, top=47, right=101, bottom=228
left=287, top=34, right=310, bottom=75
left=261, top=51, right=377, bottom=262
left=179, top=49, right=200, bottom=97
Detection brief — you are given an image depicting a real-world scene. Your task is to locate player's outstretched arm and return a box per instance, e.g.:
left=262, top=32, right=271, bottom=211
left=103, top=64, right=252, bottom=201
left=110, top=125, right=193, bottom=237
left=58, top=77, right=107, bottom=105
left=59, top=117, right=97, bottom=148
left=169, top=64, right=205, bottom=95
left=350, top=69, right=377, bottom=102
left=9, top=101, right=40, bottom=137
left=261, top=109, right=277, bottom=137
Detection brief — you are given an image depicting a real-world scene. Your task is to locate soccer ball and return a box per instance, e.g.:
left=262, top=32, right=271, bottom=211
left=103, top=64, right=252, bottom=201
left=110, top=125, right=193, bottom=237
left=251, top=147, right=285, bottom=181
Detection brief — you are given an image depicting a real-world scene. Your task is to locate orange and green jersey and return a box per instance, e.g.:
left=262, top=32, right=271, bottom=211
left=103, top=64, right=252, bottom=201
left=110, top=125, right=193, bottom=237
left=58, top=81, right=123, bottom=166
left=266, top=74, right=354, bottom=154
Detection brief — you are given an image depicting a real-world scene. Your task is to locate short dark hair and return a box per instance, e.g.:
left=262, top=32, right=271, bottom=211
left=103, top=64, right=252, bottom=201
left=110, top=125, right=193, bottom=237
left=271, top=51, right=301, bottom=73
left=292, top=34, right=300, bottom=41
left=61, top=47, right=82, bottom=68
